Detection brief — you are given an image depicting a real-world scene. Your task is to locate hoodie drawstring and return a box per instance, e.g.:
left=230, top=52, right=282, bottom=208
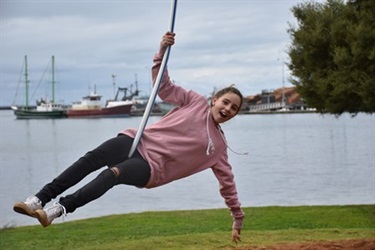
left=206, top=109, right=248, bottom=156
left=206, top=110, right=214, bottom=155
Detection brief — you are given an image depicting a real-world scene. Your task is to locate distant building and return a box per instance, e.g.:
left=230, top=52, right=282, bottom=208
left=244, top=86, right=312, bottom=112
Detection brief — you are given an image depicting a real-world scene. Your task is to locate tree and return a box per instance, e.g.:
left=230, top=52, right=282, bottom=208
left=287, top=0, right=375, bottom=116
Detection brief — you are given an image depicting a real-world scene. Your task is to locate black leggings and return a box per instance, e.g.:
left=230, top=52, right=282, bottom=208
left=35, top=135, right=151, bottom=213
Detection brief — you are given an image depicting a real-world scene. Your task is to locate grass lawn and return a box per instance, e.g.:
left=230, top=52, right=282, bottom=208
left=0, top=205, right=374, bottom=249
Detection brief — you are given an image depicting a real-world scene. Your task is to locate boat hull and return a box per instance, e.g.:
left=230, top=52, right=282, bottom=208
left=13, top=109, right=66, bottom=119
left=66, top=104, right=132, bottom=118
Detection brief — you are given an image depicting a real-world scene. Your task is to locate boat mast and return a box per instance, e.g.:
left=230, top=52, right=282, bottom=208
left=52, top=55, right=55, bottom=103
left=24, top=55, right=30, bottom=109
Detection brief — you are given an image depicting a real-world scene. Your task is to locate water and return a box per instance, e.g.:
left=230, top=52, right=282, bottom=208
left=1, top=110, right=374, bottom=228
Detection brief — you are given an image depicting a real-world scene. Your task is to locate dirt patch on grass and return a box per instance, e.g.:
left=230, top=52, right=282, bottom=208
left=242, top=239, right=375, bottom=250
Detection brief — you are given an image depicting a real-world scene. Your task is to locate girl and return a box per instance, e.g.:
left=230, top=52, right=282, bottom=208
left=14, top=32, right=245, bottom=243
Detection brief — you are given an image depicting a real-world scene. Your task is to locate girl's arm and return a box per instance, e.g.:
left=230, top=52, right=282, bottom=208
left=211, top=154, right=245, bottom=243
left=151, top=32, right=198, bottom=107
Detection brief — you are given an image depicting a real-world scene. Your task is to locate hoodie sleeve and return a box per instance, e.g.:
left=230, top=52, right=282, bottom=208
left=211, top=152, right=245, bottom=229
left=152, top=52, right=197, bottom=107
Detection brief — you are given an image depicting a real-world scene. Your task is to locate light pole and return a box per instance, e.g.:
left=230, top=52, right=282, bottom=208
left=112, top=74, right=116, bottom=97
left=282, top=61, right=285, bottom=107
left=277, top=58, right=285, bottom=108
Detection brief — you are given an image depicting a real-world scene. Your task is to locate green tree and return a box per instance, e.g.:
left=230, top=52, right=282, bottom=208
left=287, top=0, right=375, bottom=116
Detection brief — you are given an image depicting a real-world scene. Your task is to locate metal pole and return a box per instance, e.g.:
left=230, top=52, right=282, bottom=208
left=128, top=0, right=178, bottom=158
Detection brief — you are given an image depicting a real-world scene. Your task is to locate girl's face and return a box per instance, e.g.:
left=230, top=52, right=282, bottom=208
left=211, top=92, right=241, bottom=124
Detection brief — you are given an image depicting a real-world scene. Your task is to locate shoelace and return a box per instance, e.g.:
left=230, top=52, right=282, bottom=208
left=24, top=196, right=42, bottom=210
left=51, top=202, right=67, bottom=223
left=60, top=203, right=67, bottom=223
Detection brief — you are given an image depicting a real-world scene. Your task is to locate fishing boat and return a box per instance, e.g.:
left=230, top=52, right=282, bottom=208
left=66, top=86, right=133, bottom=118
left=11, top=55, right=66, bottom=119
left=107, top=74, right=163, bottom=117
left=156, top=101, right=175, bottom=115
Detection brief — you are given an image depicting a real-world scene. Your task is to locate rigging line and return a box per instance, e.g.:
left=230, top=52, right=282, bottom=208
left=12, top=59, right=25, bottom=106
left=30, top=57, right=51, bottom=101
left=128, top=0, right=178, bottom=158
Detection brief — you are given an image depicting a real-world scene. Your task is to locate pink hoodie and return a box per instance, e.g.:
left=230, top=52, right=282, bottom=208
left=121, top=52, right=245, bottom=229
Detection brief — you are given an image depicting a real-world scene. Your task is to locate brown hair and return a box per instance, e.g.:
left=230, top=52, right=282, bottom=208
left=211, top=85, right=243, bottom=113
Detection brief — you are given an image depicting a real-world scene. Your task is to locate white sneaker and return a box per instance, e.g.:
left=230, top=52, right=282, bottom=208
left=35, top=202, right=66, bottom=227
left=13, top=196, right=43, bottom=218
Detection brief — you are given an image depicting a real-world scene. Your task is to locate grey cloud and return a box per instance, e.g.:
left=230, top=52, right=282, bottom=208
left=1, top=0, right=325, bottom=106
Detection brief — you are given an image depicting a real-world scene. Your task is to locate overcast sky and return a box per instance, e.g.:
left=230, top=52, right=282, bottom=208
left=1, top=0, right=323, bottom=107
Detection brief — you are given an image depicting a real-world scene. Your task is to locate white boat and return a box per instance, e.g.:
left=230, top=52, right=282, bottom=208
left=66, top=87, right=132, bottom=118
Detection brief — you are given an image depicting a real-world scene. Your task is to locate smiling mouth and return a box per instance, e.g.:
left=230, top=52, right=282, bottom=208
left=219, top=111, right=228, bottom=118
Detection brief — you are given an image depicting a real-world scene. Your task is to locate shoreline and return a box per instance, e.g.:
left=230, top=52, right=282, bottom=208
left=239, top=109, right=317, bottom=115
left=1, top=107, right=318, bottom=115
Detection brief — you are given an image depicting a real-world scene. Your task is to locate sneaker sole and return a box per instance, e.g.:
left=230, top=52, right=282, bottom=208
left=35, top=209, right=50, bottom=227
left=13, top=202, right=38, bottom=218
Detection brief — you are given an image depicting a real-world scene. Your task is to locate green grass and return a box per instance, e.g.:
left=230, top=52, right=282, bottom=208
left=0, top=205, right=374, bottom=249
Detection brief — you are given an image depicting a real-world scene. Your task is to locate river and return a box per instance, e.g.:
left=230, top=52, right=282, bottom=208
left=0, top=110, right=374, bottom=227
